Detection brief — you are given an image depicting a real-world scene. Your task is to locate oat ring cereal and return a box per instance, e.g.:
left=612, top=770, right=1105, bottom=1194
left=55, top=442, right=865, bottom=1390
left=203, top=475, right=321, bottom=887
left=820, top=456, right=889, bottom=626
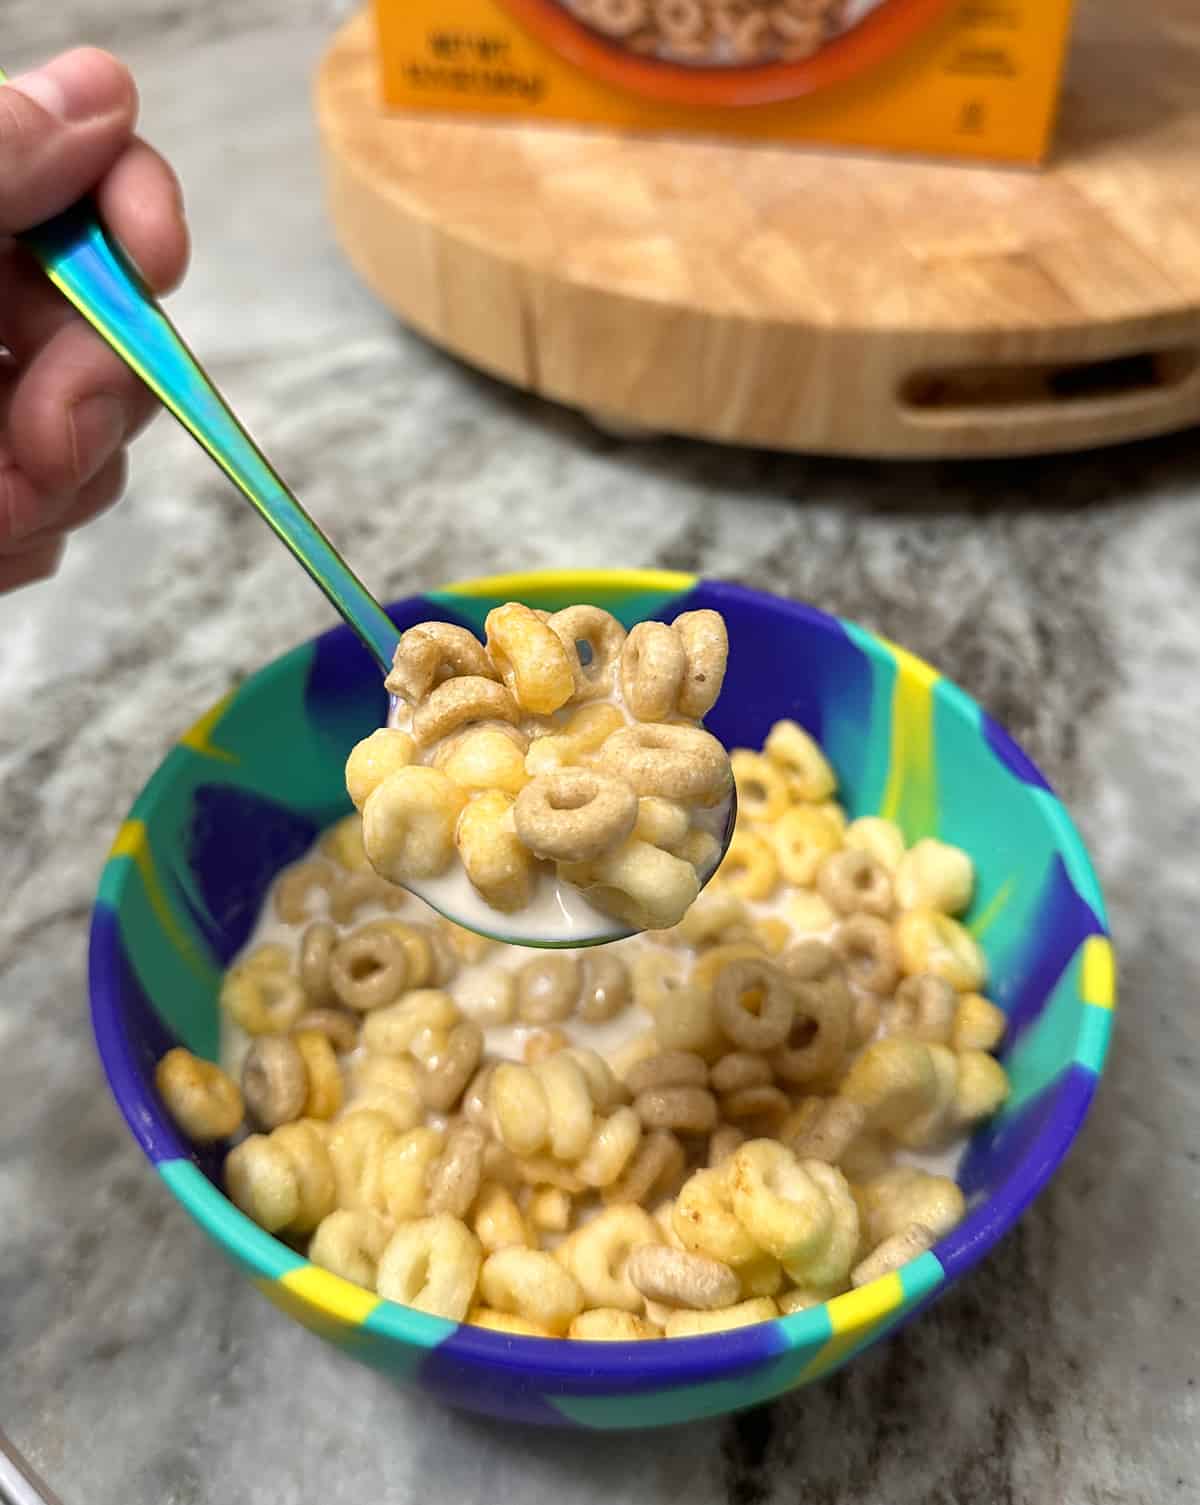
left=627, top=1243, right=740, bottom=1311
left=485, top=602, right=576, bottom=716
left=220, top=966, right=306, bottom=1036
left=547, top=605, right=628, bottom=702
left=386, top=622, right=498, bottom=705
left=411, top=676, right=520, bottom=747
left=655, top=0, right=706, bottom=43
left=728, top=9, right=771, bottom=61
left=620, top=621, right=687, bottom=721
left=770, top=973, right=851, bottom=1084
left=673, top=609, right=729, bottom=719
left=585, top=0, right=649, bottom=37
left=329, top=928, right=410, bottom=1012
left=598, top=723, right=731, bottom=803
left=514, top=769, right=639, bottom=863
left=713, top=956, right=796, bottom=1052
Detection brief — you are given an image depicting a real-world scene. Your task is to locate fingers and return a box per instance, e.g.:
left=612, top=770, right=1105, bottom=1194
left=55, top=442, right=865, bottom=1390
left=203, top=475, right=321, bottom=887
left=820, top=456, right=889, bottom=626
left=0, top=49, right=138, bottom=234
left=0, top=242, right=79, bottom=360
left=6, top=319, right=157, bottom=504
left=0, top=452, right=128, bottom=600
left=96, top=138, right=190, bottom=294
left=0, top=536, right=65, bottom=592
left=0, top=133, right=189, bottom=359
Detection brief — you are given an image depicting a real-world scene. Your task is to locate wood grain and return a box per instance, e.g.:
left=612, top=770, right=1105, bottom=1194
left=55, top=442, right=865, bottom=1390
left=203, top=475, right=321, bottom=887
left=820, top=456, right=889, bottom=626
left=316, top=3, right=1200, bottom=457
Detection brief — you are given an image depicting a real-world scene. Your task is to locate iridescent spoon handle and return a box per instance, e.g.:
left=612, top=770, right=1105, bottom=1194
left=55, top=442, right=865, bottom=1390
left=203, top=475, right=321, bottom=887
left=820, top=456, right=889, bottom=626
left=1, top=68, right=398, bottom=672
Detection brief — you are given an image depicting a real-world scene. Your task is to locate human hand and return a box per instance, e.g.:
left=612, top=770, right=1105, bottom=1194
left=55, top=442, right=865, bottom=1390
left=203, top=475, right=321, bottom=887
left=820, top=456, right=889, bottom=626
left=1, top=48, right=189, bottom=591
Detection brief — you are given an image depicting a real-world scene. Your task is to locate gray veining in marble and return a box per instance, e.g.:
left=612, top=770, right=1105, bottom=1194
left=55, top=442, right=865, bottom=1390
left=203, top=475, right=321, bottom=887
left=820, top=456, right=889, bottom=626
left=2, top=2, right=1198, bottom=1501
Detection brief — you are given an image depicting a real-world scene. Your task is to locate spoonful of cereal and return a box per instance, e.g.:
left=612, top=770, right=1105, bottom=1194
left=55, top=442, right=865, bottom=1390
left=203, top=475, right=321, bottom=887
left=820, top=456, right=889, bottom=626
left=10, top=139, right=736, bottom=946
left=348, top=604, right=736, bottom=946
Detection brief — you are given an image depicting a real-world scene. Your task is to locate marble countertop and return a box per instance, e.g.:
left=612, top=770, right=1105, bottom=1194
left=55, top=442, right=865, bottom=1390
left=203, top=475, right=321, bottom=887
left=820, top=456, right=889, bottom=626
left=2, top=2, right=1196, bottom=1501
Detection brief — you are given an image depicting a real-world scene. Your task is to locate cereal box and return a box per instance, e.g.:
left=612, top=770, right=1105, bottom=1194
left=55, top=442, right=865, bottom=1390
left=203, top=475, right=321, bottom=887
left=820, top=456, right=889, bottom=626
left=373, top=0, right=1076, bottom=165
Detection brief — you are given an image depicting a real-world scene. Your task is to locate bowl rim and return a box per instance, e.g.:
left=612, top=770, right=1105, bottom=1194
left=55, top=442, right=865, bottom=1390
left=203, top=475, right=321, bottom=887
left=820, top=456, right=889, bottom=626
left=89, top=569, right=1114, bottom=1388
left=492, top=0, right=955, bottom=109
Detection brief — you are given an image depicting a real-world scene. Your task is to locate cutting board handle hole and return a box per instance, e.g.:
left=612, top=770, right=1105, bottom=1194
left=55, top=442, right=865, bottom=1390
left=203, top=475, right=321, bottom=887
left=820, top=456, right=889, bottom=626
left=900, top=347, right=1199, bottom=417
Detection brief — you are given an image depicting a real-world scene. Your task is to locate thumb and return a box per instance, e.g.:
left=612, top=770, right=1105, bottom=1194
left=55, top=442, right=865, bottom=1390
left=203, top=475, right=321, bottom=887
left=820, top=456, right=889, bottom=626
left=0, top=49, right=138, bottom=236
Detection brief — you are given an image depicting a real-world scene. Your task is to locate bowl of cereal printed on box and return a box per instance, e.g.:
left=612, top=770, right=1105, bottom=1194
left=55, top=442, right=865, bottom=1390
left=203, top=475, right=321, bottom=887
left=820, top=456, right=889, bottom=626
left=495, top=0, right=954, bottom=107
left=91, top=569, right=1114, bottom=1428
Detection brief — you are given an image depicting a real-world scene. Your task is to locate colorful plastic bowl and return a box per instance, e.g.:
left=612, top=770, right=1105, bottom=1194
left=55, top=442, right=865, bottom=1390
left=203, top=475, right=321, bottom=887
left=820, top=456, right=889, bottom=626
left=494, top=0, right=953, bottom=108
left=90, top=570, right=1114, bottom=1429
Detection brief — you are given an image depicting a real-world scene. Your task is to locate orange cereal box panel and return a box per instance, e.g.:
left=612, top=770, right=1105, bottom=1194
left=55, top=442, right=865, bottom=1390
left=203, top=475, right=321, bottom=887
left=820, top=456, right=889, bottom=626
left=373, top=0, right=1077, bottom=165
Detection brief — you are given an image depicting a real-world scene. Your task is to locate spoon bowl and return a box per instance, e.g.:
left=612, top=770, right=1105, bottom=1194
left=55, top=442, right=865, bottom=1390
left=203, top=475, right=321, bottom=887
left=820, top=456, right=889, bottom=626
left=6, top=121, right=736, bottom=945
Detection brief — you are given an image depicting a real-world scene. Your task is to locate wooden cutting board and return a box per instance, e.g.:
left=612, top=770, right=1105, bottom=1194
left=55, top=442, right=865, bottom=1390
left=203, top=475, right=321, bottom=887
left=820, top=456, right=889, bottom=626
left=316, top=3, right=1200, bottom=458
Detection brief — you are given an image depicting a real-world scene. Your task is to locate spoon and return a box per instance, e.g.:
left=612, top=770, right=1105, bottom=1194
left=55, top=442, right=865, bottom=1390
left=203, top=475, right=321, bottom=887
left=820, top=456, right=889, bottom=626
left=8, top=95, right=734, bottom=946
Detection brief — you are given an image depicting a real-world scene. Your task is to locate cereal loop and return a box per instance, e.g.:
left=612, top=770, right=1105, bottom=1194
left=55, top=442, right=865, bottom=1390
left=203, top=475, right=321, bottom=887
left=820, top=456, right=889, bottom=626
left=293, top=1006, right=359, bottom=1056
left=386, top=621, right=497, bottom=704
left=816, top=849, right=894, bottom=918
left=547, top=605, right=628, bottom=703
left=625, top=1050, right=709, bottom=1095
left=479, top=1246, right=584, bottom=1334
left=586, top=0, right=648, bottom=38
left=377, top=1214, right=482, bottom=1321
left=663, top=1298, right=778, bottom=1339
left=485, top=603, right=576, bottom=715
left=672, top=1165, right=761, bottom=1267
left=730, top=751, right=790, bottom=824
left=834, top=914, right=901, bottom=996
left=569, top=1309, right=660, bottom=1341
left=427, top=1123, right=487, bottom=1219
left=764, top=720, right=836, bottom=802
left=418, top=1021, right=484, bottom=1113
left=456, top=789, right=535, bottom=913
left=634, top=1085, right=718, bottom=1135
left=886, top=973, right=958, bottom=1045
left=514, top=770, right=638, bottom=863
left=770, top=972, right=851, bottom=1085
left=578, top=951, right=632, bottom=1023
left=620, top=621, right=686, bottom=722
left=628, top=1244, right=740, bottom=1311
left=346, top=728, right=416, bottom=811
left=156, top=1049, right=243, bottom=1142
left=576, top=1106, right=642, bottom=1189
left=274, top=860, right=336, bottom=925
left=268, top=1121, right=337, bottom=1233
left=718, top=829, right=779, bottom=901
left=566, top=1203, right=661, bottom=1312
left=362, top=767, right=466, bottom=882
left=673, top=610, right=728, bottom=719
left=310, top=1209, right=393, bottom=1290
left=241, top=1036, right=307, bottom=1130
left=598, top=724, right=733, bottom=805
left=605, top=1129, right=685, bottom=1206
left=220, top=966, right=306, bottom=1037
left=329, top=928, right=409, bottom=1013
left=840, top=1038, right=939, bottom=1134
left=412, top=677, right=520, bottom=748
left=710, top=1053, right=773, bottom=1094
left=713, top=957, right=796, bottom=1052
left=563, top=839, right=701, bottom=933
left=516, top=952, right=580, bottom=1025
left=720, top=1084, right=790, bottom=1123
left=438, top=725, right=530, bottom=798
left=851, top=1223, right=935, bottom=1289
left=298, top=921, right=337, bottom=1006
left=729, top=1140, right=831, bottom=1265
left=379, top=1125, right=444, bottom=1220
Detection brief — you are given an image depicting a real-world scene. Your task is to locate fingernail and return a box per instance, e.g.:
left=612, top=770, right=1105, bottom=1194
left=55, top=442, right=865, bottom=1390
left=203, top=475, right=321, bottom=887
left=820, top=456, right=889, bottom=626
left=8, top=50, right=119, bottom=123
left=68, top=394, right=126, bottom=484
